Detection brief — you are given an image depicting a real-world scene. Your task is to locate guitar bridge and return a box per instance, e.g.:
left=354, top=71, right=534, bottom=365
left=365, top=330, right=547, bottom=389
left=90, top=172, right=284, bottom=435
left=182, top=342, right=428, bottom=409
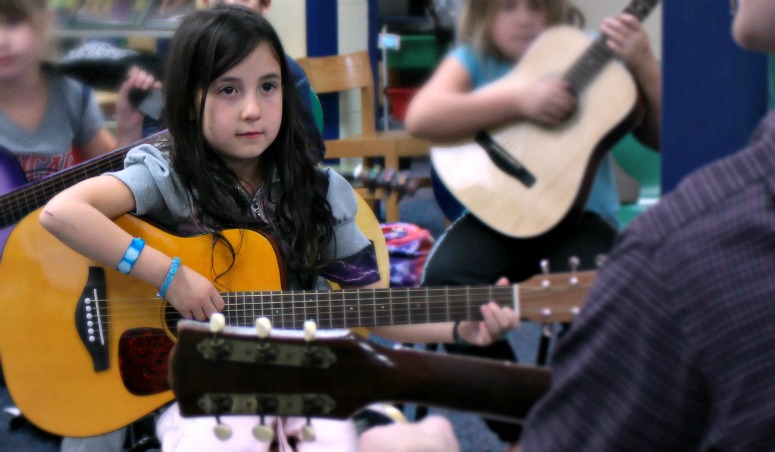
left=74, top=266, right=109, bottom=372
left=475, top=132, right=536, bottom=188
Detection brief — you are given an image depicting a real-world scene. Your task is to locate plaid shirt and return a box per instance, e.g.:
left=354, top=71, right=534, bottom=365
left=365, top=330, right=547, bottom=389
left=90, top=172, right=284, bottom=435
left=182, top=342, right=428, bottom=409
left=521, top=111, right=775, bottom=451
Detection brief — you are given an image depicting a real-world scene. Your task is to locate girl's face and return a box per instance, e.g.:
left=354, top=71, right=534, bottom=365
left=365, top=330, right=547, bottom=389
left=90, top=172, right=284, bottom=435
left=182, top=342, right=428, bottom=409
left=0, top=14, right=43, bottom=81
left=201, top=42, right=283, bottom=178
left=490, top=0, right=549, bottom=61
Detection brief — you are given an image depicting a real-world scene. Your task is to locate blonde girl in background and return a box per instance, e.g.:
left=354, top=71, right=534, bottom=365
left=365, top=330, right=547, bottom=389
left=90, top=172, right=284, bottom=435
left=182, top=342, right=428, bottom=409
left=404, top=0, right=661, bottom=444
left=41, top=5, right=519, bottom=450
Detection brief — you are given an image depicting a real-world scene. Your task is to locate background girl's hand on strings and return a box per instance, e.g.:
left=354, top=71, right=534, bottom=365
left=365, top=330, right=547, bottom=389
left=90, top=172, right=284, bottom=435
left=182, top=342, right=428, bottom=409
left=515, top=78, right=577, bottom=126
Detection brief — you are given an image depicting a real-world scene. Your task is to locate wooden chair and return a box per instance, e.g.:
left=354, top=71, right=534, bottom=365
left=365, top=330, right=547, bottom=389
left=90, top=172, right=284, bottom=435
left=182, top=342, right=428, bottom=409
left=296, top=51, right=430, bottom=223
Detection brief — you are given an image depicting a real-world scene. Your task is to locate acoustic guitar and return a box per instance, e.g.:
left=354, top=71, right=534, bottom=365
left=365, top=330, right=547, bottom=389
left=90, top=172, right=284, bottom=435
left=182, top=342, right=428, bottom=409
left=430, top=0, right=659, bottom=238
left=170, top=320, right=551, bottom=424
left=0, top=211, right=592, bottom=437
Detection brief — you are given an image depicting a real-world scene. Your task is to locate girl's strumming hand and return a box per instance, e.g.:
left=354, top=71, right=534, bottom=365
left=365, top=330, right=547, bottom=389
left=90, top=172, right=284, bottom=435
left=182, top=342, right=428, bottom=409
left=516, top=79, right=577, bottom=127
left=164, top=265, right=225, bottom=321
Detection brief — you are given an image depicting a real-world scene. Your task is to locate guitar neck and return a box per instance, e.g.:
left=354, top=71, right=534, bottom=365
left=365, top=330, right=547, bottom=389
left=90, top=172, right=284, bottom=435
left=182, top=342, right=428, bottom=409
left=214, top=274, right=588, bottom=330
left=0, top=130, right=169, bottom=228
left=565, top=0, right=659, bottom=94
left=0, top=153, right=127, bottom=227
left=376, top=341, right=550, bottom=421
left=219, top=286, right=514, bottom=330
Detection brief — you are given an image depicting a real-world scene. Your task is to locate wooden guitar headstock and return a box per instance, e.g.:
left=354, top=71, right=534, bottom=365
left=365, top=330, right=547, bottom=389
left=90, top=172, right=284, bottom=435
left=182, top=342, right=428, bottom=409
left=170, top=319, right=551, bottom=423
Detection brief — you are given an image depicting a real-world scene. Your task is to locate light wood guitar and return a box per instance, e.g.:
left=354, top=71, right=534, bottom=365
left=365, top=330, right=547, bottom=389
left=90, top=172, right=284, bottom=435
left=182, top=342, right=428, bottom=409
left=431, top=0, right=659, bottom=238
left=170, top=321, right=551, bottom=423
left=0, top=212, right=592, bottom=437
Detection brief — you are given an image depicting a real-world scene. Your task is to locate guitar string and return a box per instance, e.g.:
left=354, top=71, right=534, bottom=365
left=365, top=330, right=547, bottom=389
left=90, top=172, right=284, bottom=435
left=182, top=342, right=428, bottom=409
left=1, top=158, right=123, bottom=221
left=2, top=132, right=170, bottom=220
left=94, top=307, right=581, bottom=326
left=89, top=283, right=591, bottom=308
left=87, top=283, right=591, bottom=326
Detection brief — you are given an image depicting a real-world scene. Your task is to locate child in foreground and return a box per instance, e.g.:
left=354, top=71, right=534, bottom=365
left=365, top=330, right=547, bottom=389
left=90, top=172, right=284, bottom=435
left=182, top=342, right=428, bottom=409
left=41, top=5, right=518, bottom=450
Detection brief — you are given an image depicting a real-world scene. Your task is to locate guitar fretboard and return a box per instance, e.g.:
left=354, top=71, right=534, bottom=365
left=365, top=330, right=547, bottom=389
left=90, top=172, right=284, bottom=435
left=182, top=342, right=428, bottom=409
left=565, top=0, right=659, bottom=94
left=0, top=153, right=127, bottom=227
left=0, top=131, right=169, bottom=228
left=218, top=285, right=517, bottom=330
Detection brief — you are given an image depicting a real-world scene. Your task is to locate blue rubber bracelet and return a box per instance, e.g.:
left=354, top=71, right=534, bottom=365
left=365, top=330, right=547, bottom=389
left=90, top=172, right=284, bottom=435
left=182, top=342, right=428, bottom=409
left=157, top=257, right=181, bottom=298
left=453, top=320, right=474, bottom=348
left=116, top=238, right=145, bottom=275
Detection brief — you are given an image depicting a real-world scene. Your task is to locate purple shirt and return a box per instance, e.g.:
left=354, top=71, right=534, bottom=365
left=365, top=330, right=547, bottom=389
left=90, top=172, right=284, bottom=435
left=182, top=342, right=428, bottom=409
left=521, top=111, right=775, bottom=450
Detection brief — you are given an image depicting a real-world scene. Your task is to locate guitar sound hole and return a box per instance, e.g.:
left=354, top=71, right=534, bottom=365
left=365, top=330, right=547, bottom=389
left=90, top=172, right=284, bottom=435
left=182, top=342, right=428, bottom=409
left=118, top=328, right=175, bottom=395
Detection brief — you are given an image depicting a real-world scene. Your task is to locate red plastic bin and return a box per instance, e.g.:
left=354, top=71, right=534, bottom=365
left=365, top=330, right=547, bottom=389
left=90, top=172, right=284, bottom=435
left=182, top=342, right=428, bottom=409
left=384, top=87, right=418, bottom=121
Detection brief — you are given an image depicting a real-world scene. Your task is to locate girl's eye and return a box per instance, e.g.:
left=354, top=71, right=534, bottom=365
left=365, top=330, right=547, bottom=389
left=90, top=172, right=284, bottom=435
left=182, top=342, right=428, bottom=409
left=261, top=82, right=279, bottom=93
left=219, top=85, right=238, bottom=96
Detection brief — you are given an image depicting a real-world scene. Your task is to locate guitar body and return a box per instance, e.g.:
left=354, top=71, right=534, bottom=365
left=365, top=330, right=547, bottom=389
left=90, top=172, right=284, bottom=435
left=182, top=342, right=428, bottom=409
left=0, top=146, right=28, bottom=255
left=431, top=26, right=642, bottom=238
left=0, top=210, right=282, bottom=437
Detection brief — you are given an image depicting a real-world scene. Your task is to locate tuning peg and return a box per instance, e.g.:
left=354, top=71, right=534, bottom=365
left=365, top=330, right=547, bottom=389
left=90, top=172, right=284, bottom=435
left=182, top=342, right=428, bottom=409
left=213, top=418, right=232, bottom=441
left=252, top=422, right=274, bottom=442
left=210, top=313, right=226, bottom=333
left=568, top=256, right=580, bottom=286
left=303, top=320, right=317, bottom=342
left=540, top=259, right=550, bottom=288
left=301, top=421, right=316, bottom=442
left=255, top=317, right=272, bottom=339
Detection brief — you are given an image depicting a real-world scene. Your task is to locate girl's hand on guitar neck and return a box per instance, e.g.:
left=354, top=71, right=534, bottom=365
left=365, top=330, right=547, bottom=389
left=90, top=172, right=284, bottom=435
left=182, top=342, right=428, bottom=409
left=601, top=13, right=662, bottom=149
left=455, top=277, right=520, bottom=346
left=601, top=13, right=657, bottom=76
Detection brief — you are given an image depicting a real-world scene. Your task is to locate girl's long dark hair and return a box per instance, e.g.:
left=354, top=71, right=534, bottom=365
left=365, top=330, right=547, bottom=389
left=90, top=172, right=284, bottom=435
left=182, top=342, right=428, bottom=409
left=164, top=5, right=333, bottom=287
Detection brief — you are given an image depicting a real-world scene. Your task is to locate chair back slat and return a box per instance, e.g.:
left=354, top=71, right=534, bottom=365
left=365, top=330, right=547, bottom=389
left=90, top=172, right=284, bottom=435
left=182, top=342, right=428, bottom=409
left=296, top=51, right=376, bottom=135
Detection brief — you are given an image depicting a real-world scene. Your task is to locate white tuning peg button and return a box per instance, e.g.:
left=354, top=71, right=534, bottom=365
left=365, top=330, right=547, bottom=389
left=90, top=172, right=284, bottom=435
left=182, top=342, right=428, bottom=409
left=301, top=424, right=316, bottom=442
left=255, top=317, right=272, bottom=338
left=214, top=422, right=232, bottom=441
left=209, top=313, right=226, bottom=333
left=303, top=320, right=317, bottom=342
left=252, top=424, right=275, bottom=442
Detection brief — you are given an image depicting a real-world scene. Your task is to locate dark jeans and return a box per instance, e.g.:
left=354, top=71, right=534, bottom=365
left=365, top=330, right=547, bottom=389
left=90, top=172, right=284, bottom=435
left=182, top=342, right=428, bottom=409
left=422, top=211, right=617, bottom=442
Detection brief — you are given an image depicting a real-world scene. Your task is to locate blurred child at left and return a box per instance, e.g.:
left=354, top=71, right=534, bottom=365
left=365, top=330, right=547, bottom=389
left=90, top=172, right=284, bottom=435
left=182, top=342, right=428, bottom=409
left=0, top=0, right=158, bottom=183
